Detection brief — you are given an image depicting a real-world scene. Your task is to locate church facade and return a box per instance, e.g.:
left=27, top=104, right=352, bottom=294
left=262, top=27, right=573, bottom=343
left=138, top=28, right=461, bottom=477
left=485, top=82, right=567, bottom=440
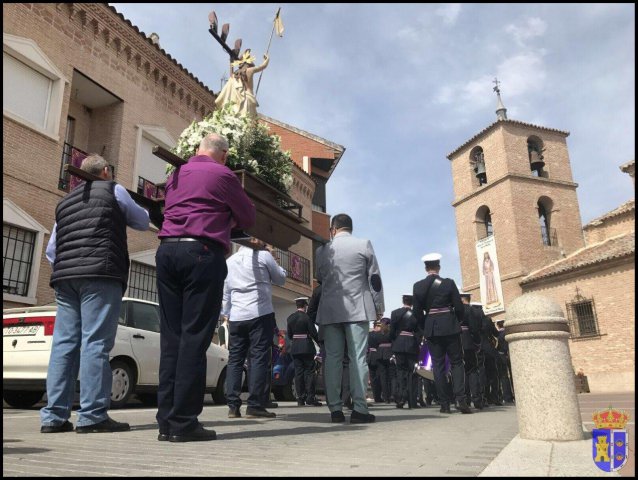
left=447, top=89, right=634, bottom=392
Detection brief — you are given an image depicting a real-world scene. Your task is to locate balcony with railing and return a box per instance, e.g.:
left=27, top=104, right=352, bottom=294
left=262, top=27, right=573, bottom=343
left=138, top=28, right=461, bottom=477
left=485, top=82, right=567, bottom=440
left=273, top=248, right=311, bottom=285
left=58, top=142, right=115, bottom=192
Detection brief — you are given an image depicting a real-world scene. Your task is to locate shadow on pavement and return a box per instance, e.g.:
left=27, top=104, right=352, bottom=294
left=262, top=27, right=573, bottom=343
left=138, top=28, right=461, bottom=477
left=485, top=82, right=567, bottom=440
left=4, top=446, right=51, bottom=455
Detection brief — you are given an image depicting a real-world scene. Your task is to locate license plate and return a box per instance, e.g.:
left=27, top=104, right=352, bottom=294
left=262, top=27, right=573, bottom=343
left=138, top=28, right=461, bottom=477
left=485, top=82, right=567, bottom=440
left=4, top=325, right=40, bottom=336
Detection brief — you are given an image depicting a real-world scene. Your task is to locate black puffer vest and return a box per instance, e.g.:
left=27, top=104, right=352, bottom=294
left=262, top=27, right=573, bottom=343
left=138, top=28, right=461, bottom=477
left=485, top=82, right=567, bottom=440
left=50, top=181, right=129, bottom=291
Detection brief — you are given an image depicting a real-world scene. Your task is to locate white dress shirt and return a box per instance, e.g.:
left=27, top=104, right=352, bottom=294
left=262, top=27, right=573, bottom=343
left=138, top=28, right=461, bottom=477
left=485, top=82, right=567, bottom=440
left=222, top=246, right=287, bottom=322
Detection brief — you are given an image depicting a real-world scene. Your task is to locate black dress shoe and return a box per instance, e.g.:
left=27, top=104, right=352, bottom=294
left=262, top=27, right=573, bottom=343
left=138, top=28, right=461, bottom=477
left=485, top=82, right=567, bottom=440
left=245, top=407, right=276, bottom=418
left=307, top=398, right=323, bottom=406
left=158, top=433, right=169, bottom=441
left=350, top=410, right=375, bottom=424
left=297, top=400, right=306, bottom=406
left=331, top=411, right=345, bottom=423
left=266, top=401, right=279, bottom=409
left=396, top=402, right=405, bottom=409
left=76, top=416, right=130, bottom=434
left=169, top=424, right=216, bottom=442
left=456, top=401, right=473, bottom=414
left=228, top=407, right=241, bottom=418
left=41, top=420, right=74, bottom=433
left=439, top=405, right=451, bottom=414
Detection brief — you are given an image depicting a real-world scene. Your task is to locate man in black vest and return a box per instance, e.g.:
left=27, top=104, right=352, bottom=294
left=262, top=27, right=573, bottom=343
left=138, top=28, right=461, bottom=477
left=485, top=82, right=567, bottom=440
left=40, top=154, right=150, bottom=434
left=287, top=297, right=322, bottom=406
left=412, top=253, right=472, bottom=414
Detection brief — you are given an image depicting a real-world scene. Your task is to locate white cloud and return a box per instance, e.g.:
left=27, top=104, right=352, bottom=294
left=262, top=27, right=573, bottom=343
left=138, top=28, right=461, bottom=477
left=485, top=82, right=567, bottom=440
left=374, top=199, right=403, bottom=209
left=435, top=4, right=462, bottom=25
left=505, top=17, right=547, bottom=46
left=496, top=52, right=547, bottom=97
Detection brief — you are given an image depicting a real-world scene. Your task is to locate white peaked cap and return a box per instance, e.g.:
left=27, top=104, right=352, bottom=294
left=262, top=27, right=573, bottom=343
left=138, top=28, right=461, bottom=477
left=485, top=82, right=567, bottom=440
left=421, top=252, right=442, bottom=263
left=294, top=297, right=309, bottom=302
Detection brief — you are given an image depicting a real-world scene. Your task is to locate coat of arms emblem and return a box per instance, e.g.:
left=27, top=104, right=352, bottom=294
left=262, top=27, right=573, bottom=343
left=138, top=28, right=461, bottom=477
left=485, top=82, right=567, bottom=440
left=592, top=407, right=629, bottom=472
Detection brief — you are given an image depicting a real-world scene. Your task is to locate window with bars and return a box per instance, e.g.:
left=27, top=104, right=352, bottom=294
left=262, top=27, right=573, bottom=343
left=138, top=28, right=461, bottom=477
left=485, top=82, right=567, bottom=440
left=3, top=224, right=36, bottom=297
left=127, top=261, right=158, bottom=303
left=566, top=291, right=600, bottom=339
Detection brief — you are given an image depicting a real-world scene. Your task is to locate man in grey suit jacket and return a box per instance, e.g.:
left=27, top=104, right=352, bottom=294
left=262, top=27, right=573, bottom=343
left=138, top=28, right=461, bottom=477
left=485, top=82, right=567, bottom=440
left=315, top=214, right=385, bottom=424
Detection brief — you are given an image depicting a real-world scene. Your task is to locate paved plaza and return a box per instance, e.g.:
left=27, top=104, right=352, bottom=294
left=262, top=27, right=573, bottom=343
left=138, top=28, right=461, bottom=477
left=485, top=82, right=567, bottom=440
left=2, top=392, right=633, bottom=476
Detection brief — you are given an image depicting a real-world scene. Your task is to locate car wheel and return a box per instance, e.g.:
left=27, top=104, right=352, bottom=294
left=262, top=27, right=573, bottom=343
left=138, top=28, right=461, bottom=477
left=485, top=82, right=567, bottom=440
left=110, top=359, right=135, bottom=409
left=2, top=390, right=44, bottom=409
left=211, top=368, right=227, bottom=405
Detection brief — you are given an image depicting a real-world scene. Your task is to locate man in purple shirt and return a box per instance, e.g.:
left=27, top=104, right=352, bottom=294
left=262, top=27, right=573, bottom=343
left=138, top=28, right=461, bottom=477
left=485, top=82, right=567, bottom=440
left=156, top=133, right=255, bottom=442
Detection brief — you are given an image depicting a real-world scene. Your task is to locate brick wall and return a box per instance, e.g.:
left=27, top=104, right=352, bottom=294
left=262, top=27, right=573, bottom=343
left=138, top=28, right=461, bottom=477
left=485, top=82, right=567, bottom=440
left=521, top=259, right=635, bottom=392
left=450, top=121, right=585, bottom=320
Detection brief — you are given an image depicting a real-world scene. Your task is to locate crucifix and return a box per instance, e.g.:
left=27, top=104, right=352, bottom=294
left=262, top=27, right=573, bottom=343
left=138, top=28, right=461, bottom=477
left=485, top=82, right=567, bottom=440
left=493, top=77, right=501, bottom=94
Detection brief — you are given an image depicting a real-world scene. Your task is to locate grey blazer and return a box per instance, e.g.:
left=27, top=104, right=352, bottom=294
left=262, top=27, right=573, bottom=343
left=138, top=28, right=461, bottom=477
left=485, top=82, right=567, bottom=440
left=315, top=231, right=385, bottom=325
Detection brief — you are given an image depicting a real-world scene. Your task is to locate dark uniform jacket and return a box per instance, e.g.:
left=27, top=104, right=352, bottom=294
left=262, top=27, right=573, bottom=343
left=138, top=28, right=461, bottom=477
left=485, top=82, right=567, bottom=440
left=389, top=307, right=421, bottom=355
left=461, top=304, right=482, bottom=351
left=413, top=274, right=464, bottom=338
left=477, top=306, right=499, bottom=358
left=368, top=331, right=381, bottom=364
left=372, top=330, right=393, bottom=361
left=286, top=311, right=319, bottom=356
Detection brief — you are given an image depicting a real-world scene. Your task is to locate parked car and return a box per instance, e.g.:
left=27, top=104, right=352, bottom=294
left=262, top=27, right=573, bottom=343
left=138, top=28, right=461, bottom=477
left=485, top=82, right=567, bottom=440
left=3, top=297, right=231, bottom=408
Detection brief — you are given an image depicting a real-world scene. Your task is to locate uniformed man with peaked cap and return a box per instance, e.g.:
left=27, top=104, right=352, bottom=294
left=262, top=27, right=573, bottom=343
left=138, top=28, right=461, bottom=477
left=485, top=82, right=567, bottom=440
left=286, top=296, right=322, bottom=406
left=412, top=253, right=472, bottom=414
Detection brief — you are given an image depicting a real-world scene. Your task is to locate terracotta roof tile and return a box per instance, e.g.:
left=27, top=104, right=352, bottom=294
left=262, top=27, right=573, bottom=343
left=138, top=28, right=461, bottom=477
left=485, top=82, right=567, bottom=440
left=521, top=231, right=635, bottom=285
left=583, top=200, right=635, bottom=229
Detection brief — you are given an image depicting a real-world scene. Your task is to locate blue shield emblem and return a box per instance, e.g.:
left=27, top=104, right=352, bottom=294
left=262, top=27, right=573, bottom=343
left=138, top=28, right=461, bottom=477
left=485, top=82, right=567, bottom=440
left=592, top=428, right=628, bottom=472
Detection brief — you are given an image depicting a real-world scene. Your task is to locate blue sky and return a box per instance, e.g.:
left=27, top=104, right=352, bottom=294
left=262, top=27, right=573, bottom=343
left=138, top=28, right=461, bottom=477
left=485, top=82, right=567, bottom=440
left=110, top=3, right=635, bottom=313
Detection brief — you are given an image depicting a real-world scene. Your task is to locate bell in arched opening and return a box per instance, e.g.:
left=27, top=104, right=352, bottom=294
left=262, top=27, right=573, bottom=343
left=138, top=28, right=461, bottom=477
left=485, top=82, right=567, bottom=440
left=474, top=159, right=487, bottom=185
left=530, top=149, right=545, bottom=172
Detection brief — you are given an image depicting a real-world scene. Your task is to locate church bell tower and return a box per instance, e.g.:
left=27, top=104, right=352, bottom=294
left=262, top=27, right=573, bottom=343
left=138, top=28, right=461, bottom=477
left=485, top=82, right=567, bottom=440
left=447, top=80, right=585, bottom=319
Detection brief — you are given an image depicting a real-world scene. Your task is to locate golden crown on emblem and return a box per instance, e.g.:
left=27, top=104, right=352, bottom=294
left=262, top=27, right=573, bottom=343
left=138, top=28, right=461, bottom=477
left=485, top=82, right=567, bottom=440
left=592, top=407, right=629, bottom=430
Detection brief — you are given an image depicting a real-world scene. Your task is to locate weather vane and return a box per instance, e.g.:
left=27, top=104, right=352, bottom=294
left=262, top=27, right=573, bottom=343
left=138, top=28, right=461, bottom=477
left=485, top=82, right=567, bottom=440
left=493, top=77, right=501, bottom=94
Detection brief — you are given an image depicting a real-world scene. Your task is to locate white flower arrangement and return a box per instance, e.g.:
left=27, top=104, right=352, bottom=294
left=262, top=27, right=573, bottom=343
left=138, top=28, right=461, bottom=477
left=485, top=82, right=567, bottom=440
left=168, top=104, right=294, bottom=194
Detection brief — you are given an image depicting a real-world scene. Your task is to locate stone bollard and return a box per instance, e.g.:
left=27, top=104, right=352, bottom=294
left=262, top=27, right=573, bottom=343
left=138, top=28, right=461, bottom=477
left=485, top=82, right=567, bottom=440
left=505, top=293, right=584, bottom=441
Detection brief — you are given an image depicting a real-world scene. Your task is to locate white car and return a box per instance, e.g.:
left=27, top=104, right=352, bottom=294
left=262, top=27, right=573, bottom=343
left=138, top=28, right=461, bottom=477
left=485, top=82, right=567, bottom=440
left=3, top=297, right=230, bottom=409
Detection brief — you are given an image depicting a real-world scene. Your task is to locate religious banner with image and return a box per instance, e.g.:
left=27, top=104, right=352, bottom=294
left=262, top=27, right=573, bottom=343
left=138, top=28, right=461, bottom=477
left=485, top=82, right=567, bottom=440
left=475, top=235, right=505, bottom=315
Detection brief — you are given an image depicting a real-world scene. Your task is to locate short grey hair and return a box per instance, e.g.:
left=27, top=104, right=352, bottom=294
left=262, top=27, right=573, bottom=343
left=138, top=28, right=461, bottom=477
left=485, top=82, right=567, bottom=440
left=199, top=133, right=229, bottom=154
left=80, top=154, right=109, bottom=177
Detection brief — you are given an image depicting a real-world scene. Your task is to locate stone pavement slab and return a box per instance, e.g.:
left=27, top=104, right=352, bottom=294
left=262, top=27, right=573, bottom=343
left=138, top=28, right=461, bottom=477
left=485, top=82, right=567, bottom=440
left=3, top=401, right=519, bottom=477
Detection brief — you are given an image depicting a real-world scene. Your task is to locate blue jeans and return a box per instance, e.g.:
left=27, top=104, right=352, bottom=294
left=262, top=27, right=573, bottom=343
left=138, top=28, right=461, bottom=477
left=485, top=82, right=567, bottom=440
left=40, top=278, right=122, bottom=427
left=323, top=322, right=369, bottom=414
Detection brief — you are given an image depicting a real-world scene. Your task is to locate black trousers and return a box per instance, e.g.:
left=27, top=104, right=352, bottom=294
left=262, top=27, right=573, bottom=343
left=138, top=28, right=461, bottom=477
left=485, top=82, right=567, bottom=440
left=463, top=349, right=481, bottom=406
left=428, top=334, right=465, bottom=406
left=376, top=359, right=393, bottom=402
left=395, top=353, right=417, bottom=407
left=226, top=313, right=275, bottom=410
left=484, top=353, right=501, bottom=403
left=498, top=354, right=514, bottom=402
left=156, top=240, right=227, bottom=435
left=293, top=353, right=315, bottom=401
left=369, top=363, right=383, bottom=401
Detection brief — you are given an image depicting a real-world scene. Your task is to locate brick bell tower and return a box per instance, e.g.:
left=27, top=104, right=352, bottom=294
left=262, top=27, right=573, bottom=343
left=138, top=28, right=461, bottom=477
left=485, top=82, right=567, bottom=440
left=447, top=79, right=585, bottom=320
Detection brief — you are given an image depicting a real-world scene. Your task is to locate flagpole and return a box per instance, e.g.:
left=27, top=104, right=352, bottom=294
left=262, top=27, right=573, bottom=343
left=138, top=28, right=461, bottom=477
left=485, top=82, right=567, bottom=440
left=255, top=7, right=280, bottom=98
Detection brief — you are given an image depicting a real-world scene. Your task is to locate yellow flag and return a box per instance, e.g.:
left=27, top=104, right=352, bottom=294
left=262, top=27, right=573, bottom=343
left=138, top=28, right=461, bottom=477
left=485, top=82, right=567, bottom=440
left=274, top=8, right=284, bottom=37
